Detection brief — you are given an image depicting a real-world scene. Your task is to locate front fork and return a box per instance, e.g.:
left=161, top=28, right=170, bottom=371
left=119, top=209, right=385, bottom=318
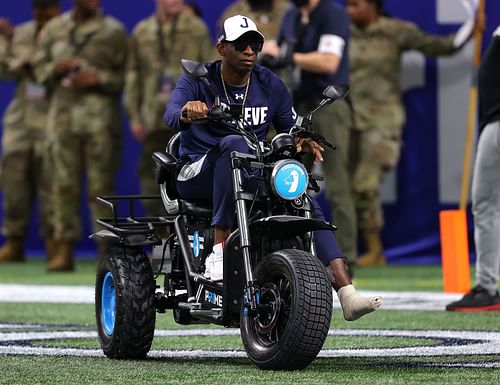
left=231, top=156, right=259, bottom=313
left=304, top=199, right=317, bottom=258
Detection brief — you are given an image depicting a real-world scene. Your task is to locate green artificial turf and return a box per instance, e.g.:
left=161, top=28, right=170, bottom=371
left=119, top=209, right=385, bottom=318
left=0, top=356, right=498, bottom=385
left=0, top=259, right=97, bottom=285
left=1, top=260, right=499, bottom=385
left=0, top=259, right=471, bottom=291
left=33, top=335, right=438, bottom=350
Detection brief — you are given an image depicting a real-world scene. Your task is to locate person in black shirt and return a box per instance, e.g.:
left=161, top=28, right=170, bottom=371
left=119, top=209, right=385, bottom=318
left=261, top=0, right=358, bottom=273
left=446, top=26, right=500, bottom=311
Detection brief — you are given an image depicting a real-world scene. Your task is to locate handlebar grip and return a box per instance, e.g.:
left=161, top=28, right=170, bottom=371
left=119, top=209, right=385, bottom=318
left=181, top=106, right=234, bottom=122
left=181, top=109, right=209, bottom=122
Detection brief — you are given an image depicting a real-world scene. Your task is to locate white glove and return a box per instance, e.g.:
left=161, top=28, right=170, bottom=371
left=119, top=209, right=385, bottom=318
left=453, top=0, right=479, bottom=48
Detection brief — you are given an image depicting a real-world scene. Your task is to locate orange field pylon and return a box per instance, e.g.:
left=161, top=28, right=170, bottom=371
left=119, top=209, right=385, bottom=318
left=439, top=210, right=471, bottom=293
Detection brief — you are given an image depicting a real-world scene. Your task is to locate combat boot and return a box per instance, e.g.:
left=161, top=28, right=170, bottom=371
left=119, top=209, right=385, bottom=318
left=47, top=241, right=74, bottom=272
left=44, top=239, right=58, bottom=260
left=356, top=229, right=386, bottom=267
left=0, top=238, right=25, bottom=262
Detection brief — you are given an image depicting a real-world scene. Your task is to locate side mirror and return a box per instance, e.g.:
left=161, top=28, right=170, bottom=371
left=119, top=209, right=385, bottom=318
left=181, top=59, right=208, bottom=79
left=320, top=85, right=349, bottom=106
left=180, top=59, right=219, bottom=102
left=304, top=85, right=350, bottom=121
left=323, top=85, right=349, bottom=100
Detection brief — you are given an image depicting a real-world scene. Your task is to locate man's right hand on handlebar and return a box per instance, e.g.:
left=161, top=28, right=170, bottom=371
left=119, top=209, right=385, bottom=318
left=180, top=101, right=209, bottom=124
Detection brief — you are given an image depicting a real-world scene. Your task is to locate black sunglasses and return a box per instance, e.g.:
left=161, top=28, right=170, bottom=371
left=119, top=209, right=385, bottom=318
left=230, top=39, right=264, bottom=53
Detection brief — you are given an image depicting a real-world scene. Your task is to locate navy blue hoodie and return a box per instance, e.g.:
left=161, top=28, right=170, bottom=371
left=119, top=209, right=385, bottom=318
left=164, top=61, right=296, bottom=164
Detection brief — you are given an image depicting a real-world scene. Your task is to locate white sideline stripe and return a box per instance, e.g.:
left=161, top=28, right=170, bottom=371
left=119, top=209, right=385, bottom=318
left=0, top=329, right=499, bottom=360
left=0, top=329, right=500, bottom=360
left=0, top=284, right=94, bottom=304
left=0, top=284, right=463, bottom=311
left=1, top=345, right=499, bottom=366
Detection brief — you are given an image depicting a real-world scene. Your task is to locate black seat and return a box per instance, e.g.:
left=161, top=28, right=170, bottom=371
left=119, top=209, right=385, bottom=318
left=153, top=133, right=212, bottom=218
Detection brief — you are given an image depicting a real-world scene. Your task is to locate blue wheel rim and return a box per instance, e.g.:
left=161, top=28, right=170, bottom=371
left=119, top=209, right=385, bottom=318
left=101, top=272, right=116, bottom=336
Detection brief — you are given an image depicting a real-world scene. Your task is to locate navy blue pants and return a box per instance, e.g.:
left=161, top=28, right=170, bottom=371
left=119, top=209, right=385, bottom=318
left=177, top=135, right=342, bottom=265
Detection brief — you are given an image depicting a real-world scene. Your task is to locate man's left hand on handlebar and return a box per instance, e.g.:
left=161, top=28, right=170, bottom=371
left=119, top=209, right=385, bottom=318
left=180, top=101, right=209, bottom=124
left=296, top=138, right=324, bottom=163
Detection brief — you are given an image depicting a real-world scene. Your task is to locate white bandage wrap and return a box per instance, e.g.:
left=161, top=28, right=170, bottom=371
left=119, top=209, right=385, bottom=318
left=337, top=284, right=382, bottom=321
left=317, top=34, right=345, bottom=57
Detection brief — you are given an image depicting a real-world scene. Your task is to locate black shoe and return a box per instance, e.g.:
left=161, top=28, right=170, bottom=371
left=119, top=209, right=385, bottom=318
left=445, top=285, right=500, bottom=312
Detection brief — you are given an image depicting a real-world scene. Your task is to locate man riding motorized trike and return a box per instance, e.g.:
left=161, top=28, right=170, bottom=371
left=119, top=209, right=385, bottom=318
left=92, top=15, right=381, bottom=371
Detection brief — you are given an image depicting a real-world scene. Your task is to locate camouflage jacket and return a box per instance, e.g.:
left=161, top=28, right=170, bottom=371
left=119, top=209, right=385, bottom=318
left=0, top=35, right=8, bottom=68
left=350, top=16, right=459, bottom=134
left=124, top=12, right=212, bottom=134
left=0, top=21, right=51, bottom=152
left=218, top=0, right=290, bottom=41
left=33, top=11, right=128, bottom=134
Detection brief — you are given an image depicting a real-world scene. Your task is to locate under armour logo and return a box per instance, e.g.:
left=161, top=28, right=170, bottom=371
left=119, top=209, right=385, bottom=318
left=235, top=93, right=244, bottom=100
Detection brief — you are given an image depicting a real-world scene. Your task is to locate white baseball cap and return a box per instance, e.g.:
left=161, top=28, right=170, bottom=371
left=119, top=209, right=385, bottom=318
left=218, top=15, right=265, bottom=43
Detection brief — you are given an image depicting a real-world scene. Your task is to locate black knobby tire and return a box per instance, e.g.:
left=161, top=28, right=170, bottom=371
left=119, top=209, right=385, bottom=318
left=240, top=249, right=333, bottom=370
left=95, top=246, right=156, bottom=359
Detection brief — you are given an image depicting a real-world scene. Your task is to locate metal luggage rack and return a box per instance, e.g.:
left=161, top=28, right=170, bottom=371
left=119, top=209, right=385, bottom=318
left=96, top=195, right=173, bottom=238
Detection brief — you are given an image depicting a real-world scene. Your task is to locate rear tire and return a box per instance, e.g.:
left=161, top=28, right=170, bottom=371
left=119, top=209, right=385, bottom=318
left=96, top=246, right=156, bottom=359
left=240, top=249, right=332, bottom=370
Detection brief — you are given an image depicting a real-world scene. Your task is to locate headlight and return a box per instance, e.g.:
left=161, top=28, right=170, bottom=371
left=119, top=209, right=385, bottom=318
left=271, top=133, right=296, bottom=158
left=271, top=160, right=309, bottom=200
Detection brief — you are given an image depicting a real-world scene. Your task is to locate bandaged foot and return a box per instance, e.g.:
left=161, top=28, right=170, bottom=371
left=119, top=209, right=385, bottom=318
left=337, top=284, right=382, bottom=321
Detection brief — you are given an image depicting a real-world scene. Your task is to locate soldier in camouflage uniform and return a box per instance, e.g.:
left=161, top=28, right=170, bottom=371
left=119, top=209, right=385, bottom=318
left=219, top=0, right=290, bottom=42
left=346, top=0, right=479, bottom=266
left=124, top=0, right=212, bottom=218
left=0, top=0, right=61, bottom=264
left=33, top=0, right=128, bottom=271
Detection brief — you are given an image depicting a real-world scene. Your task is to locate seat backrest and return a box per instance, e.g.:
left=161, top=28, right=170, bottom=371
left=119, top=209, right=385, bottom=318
left=167, top=132, right=181, bottom=158
left=163, top=132, right=181, bottom=199
left=161, top=132, right=214, bottom=217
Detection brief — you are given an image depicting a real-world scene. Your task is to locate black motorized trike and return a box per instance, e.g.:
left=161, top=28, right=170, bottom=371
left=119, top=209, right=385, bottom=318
left=91, top=59, right=349, bottom=370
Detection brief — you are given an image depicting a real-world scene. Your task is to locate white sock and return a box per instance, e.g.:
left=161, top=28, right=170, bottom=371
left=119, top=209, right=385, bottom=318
left=212, top=242, right=223, bottom=257
left=205, top=243, right=224, bottom=281
left=337, top=284, right=382, bottom=321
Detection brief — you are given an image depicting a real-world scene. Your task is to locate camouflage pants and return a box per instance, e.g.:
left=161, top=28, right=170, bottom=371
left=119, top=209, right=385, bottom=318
left=0, top=141, right=53, bottom=238
left=50, top=129, right=115, bottom=241
left=351, top=129, right=402, bottom=230
left=297, top=99, right=357, bottom=262
left=138, top=129, right=175, bottom=217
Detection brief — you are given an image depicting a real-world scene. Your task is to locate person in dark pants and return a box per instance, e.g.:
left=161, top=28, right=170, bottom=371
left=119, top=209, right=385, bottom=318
left=261, top=0, right=358, bottom=272
left=164, top=15, right=381, bottom=321
left=446, top=26, right=500, bottom=312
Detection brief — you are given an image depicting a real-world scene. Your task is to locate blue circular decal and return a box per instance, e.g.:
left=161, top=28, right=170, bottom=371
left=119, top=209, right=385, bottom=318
left=101, top=272, right=116, bottom=336
left=271, top=160, right=308, bottom=200
left=192, top=230, right=200, bottom=258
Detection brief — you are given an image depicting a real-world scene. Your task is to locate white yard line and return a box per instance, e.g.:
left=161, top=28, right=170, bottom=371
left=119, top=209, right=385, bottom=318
left=0, top=284, right=463, bottom=311
left=0, top=328, right=499, bottom=362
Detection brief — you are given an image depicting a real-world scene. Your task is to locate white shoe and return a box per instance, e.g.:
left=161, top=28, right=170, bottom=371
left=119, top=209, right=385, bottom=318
left=204, top=243, right=224, bottom=281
